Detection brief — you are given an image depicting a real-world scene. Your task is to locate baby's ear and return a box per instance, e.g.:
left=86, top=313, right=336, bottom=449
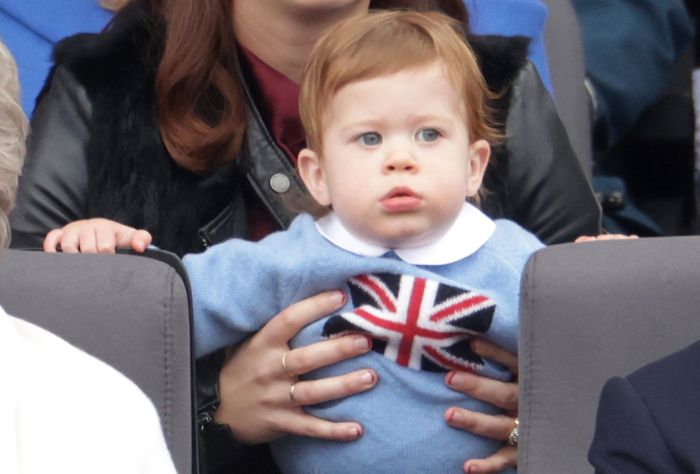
left=465, top=139, right=490, bottom=197
left=297, top=148, right=331, bottom=206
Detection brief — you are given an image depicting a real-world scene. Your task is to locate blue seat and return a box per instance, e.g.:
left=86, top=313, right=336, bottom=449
left=0, top=0, right=112, bottom=115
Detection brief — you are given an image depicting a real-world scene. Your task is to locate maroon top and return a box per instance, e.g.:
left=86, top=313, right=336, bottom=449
left=240, top=47, right=306, bottom=164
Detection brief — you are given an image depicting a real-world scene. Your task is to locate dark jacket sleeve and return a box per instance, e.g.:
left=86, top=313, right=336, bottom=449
left=588, top=377, right=679, bottom=474
left=504, top=62, right=601, bottom=244
left=9, top=66, right=90, bottom=249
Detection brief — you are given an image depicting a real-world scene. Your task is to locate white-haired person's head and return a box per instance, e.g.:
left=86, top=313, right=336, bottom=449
left=100, top=0, right=129, bottom=11
left=0, top=40, right=28, bottom=249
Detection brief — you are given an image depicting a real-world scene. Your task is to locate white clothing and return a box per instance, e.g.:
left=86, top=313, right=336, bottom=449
left=0, top=305, right=177, bottom=474
left=315, top=202, right=496, bottom=264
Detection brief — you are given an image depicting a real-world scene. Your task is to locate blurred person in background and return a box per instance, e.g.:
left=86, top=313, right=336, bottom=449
left=0, top=0, right=127, bottom=115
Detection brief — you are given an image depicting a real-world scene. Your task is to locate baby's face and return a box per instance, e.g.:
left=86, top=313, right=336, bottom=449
left=299, top=61, right=489, bottom=249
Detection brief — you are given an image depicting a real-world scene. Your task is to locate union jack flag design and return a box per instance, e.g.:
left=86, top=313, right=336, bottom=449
left=322, top=273, right=496, bottom=372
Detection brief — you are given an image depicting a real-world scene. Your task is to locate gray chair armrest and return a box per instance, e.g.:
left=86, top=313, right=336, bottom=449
left=518, top=237, right=700, bottom=474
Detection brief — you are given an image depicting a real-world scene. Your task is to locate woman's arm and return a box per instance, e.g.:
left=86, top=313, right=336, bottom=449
left=504, top=62, right=601, bottom=245
left=9, top=66, right=91, bottom=249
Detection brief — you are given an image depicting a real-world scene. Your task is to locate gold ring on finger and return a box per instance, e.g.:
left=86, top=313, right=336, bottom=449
left=289, top=381, right=298, bottom=404
left=281, top=351, right=293, bottom=377
left=507, top=418, right=519, bottom=447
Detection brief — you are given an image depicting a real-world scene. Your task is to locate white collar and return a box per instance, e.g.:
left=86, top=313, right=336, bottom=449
left=315, top=202, right=495, bottom=265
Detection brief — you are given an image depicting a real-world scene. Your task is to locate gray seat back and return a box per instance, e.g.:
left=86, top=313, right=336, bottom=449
left=0, top=248, right=194, bottom=474
left=518, top=237, right=700, bottom=474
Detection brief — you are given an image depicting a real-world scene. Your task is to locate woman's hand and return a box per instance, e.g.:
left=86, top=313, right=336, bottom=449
left=574, top=233, right=638, bottom=243
left=216, top=290, right=378, bottom=444
left=444, top=339, right=519, bottom=473
left=43, top=218, right=152, bottom=253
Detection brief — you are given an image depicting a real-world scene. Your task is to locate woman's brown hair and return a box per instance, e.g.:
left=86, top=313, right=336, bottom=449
left=151, top=0, right=469, bottom=174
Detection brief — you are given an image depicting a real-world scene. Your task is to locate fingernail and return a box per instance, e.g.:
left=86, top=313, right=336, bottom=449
left=445, top=408, right=456, bottom=423
left=470, top=338, right=482, bottom=353
left=349, top=425, right=362, bottom=438
left=448, top=371, right=468, bottom=387
left=354, top=335, right=371, bottom=351
left=446, top=371, right=457, bottom=386
left=330, top=291, right=346, bottom=305
left=468, top=466, right=477, bottom=474
left=360, top=370, right=375, bottom=385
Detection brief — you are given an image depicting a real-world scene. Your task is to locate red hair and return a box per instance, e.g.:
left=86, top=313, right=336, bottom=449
left=299, top=10, right=500, bottom=152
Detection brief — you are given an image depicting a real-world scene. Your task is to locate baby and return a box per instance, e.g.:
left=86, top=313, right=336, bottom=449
left=183, top=11, right=542, bottom=473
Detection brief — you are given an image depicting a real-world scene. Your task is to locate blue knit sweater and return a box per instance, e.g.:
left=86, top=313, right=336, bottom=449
left=185, top=213, right=543, bottom=473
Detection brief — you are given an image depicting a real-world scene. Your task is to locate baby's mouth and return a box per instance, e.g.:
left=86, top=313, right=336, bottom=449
left=380, top=187, right=422, bottom=212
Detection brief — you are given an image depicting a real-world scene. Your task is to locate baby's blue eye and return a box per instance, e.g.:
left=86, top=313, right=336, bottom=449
left=416, top=128, right=440, bottom=142
left=359, top=132, right=382, bottom=146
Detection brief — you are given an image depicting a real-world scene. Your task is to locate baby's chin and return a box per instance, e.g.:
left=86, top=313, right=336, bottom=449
left=361, top=225, right=445, bottom=250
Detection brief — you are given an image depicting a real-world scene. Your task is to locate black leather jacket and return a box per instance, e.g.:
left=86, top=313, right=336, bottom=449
left=10, top=61, right=600, bottom=249
left=9, top=3, right=599, bottom=472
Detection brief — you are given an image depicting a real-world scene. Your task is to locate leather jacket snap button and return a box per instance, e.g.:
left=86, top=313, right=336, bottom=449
left=269, top=173, right=291, bottom=194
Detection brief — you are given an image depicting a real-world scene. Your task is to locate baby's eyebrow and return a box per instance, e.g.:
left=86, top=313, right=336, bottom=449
left=404, top=113, right=453, bottom=124
left=338, top=118, right=386, bottom=132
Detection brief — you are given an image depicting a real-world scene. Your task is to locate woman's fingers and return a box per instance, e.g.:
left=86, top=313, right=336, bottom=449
left=445, top=408, right=514, bottom=440
left=216, top=292, right=379, bottom=445
left=55, top=228, right=80, bottom=253
left=463, top=446, right=517, bottom=474
left=446, top=407, right=518, bottom=472
left=96, top=226, right=118, bottom=254
left=444, top=344, right=519, bottom=473
left=471, top=338, right=518, bottom=375
left=261, top=291, right=347, bottom=343
left=288, top=369, right=377, bottom=406
left=42, top=218, right=151, bottom=254
left=282, top=334, right=371, bottom=376
left=43, top=229, right=64, bottom=253
left=273, top=410, right=363, bottom=441
left=445, top=371, right=517, bottom=410
left=78, top=226, right=98, bottom=253
left=218, top=338, right=372, bottom=444
left=575, top=233, right=639, bottom=243
left=129, top=229, right=152, bottom=253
